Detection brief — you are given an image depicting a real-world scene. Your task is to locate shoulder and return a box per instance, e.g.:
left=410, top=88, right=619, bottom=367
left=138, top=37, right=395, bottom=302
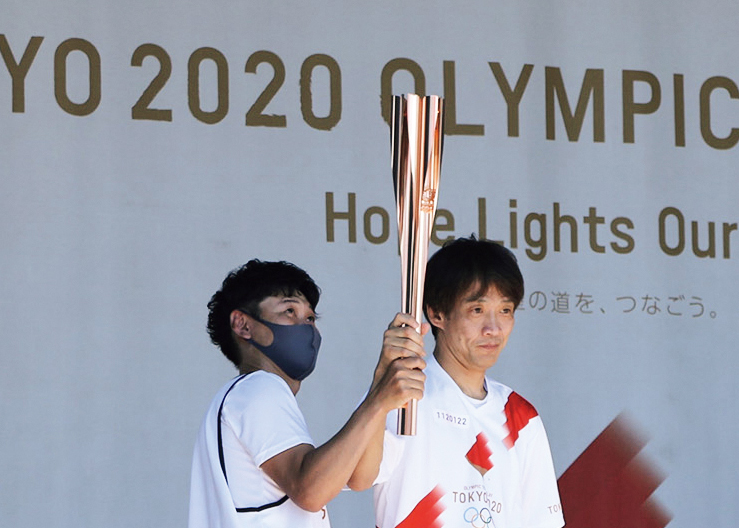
left=485, top=378, right=538, bottom=415
left=503, top=391, right=539, bottom=429
left=231, top=370, right=291, bottom=395
left=423, top=355, right=460, bottom=394
left=481, top=378, right=543, bottom=446
left=486, top=383, right=542, bottom=449
left=219, top=372, right=308, bottom=438
left=221, top=371, right=295, bottom=413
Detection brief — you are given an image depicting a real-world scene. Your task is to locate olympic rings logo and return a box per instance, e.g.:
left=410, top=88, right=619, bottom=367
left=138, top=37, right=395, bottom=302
left=463, top=506, right=496, bottom=528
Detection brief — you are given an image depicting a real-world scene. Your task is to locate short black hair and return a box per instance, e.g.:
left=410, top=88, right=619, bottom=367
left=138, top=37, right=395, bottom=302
left=206, top=260, right=320, bottom=368
left=423, top=236, right=524, bottom=336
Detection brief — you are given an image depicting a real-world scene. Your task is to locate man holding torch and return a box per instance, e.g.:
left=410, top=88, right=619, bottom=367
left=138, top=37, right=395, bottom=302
left=350, top=236, right=566, bottom=528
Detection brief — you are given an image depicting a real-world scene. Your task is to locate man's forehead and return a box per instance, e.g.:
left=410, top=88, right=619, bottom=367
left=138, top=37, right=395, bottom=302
left=260, top=292, right=311, bottom=308
left=460, top=283, right=511, bottom=303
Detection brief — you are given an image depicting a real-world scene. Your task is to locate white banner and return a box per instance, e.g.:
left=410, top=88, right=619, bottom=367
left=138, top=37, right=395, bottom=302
left=1, top=2, right=737, bottom=527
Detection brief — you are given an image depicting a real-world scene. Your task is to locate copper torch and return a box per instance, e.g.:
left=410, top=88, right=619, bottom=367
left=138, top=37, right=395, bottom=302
left=390, top=93, right=444, bottom=436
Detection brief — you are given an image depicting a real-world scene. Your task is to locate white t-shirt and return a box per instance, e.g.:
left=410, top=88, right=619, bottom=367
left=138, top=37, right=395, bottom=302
left=374, top=356, right=565, bottom=528
left=188, top=371, right=331, bottom=528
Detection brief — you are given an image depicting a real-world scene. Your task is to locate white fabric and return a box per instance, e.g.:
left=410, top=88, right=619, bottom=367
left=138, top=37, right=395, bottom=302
left=374, top=356, right=565, bottom=528
left=188, top=371, right=331, bottom=528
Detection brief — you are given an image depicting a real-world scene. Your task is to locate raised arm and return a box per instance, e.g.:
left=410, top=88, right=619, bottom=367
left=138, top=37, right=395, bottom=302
left=347, top=312, right=429, bottom=491
left=260, top=313, right=427, bottom=511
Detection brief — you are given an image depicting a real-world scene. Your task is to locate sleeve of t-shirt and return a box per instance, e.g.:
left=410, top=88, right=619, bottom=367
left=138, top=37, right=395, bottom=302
left=519, top=416, right=566, bottom=528
left=221, top=372, right=315, bottom=467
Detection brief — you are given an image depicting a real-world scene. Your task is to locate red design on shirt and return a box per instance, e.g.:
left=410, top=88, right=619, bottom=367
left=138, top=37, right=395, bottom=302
left=503, top=391, right=538, bottom=449
left=466, top=432, right=494, bottom=476
left=396, top=485, right=445, bottom=528
left=557, top=414, right=671, bottom=528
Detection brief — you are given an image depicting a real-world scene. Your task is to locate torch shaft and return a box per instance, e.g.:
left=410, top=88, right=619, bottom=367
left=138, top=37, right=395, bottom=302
left=391, top=93, right=444, bottom=436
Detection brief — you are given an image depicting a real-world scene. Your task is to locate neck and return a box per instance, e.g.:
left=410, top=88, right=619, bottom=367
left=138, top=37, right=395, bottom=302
left=433, top=349, right=487, bottom=400
left=238, top=345, right=301, bottom=395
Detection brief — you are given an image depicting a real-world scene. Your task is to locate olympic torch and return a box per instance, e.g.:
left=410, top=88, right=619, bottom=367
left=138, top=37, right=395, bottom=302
left=390, top=94, right=444, bottom=436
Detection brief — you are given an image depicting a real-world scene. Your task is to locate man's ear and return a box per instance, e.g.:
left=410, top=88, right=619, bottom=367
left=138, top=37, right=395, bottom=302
left=425, top=306, right=446, bottom=330
left=230, top=310, right=253, bottom=340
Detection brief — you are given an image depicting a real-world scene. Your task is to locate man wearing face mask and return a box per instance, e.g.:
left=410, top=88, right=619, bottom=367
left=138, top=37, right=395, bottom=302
left=188, top=259, right=427, bottom=528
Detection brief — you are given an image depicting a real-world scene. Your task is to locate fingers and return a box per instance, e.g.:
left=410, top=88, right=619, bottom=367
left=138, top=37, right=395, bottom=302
left=371, top=356, right=426, bottom=411
left=382, top=329, right=425, bottom=360
left=373, top=312, right=428, bottom=390
left=388, top=313, right=431, bottom=338
left=391, top=355, right=426, bottom=372
left=387, top=312, right=420, bottom=330
left=383, top=313, right=427, bottom=358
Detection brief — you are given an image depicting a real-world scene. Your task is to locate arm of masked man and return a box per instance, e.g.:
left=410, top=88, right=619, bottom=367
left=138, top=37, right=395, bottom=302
left=260, top=312, right=426, bottom=512
left=345, top=312, right=428, bottom=491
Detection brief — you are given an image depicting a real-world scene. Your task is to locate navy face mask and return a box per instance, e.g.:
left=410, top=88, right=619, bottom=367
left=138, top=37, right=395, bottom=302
left=248, top=316, right=322, bottom=381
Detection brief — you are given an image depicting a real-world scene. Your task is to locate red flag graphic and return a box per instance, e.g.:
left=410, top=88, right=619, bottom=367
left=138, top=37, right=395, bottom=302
left=557, top=414, right=672, bottom=528
left=503, top=391, right=539, bottom=449
left=396, top=485, right=446, bottom=528
left=466, top=432, right=494, bottom=476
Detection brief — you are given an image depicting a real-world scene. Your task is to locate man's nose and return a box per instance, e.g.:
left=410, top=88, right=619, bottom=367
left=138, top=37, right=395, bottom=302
left=482, top=314, right=502, bottom=335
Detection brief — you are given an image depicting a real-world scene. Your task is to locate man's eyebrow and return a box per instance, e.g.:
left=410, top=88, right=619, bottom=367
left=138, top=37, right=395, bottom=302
left=461, top=294, right=515, bottom=304
left=267, top=296, right=294, bottom=307
left=462, top=294, right=484, bottom=303
left=276, top=297, right=303, bottom=306
left=277, top=297, right=315, bottom=312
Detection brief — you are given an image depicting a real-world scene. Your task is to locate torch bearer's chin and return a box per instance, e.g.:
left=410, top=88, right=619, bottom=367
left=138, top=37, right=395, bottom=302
left=390, top=93, right=444, bottom=436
